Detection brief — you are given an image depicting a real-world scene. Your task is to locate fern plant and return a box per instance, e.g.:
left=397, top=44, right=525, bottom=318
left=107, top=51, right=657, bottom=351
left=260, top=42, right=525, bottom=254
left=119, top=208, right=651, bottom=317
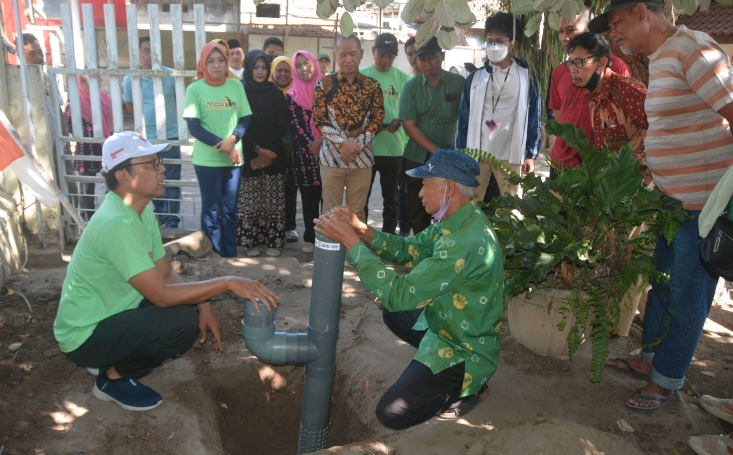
left=466, top=119, right=690, bottom=382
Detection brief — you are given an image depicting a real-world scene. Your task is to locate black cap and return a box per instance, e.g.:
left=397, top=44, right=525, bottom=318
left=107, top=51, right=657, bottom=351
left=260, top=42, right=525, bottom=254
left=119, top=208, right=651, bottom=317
left=414, top=36, right=442, bottom=57
left=316, top=52, right=331, bottom=62
left=227, top=39, right=242, bottom=50
left=374, top=33, right=399, bottom=55
left=588, top=0, right=662, bottom=33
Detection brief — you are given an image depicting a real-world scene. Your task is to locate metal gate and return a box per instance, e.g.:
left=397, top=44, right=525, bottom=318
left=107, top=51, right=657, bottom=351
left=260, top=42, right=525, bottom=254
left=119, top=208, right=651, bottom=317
left=47, top=3, right=207, bottom=241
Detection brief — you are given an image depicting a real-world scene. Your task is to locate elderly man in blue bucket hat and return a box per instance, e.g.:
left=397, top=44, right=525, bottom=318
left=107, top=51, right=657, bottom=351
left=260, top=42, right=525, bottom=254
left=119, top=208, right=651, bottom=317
left=315, top=149, right=504, bottom=429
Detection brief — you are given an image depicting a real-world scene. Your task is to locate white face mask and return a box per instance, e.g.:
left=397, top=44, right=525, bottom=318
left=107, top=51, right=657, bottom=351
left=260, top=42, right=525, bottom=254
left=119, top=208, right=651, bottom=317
left=486, top=42, right=509, bottom=63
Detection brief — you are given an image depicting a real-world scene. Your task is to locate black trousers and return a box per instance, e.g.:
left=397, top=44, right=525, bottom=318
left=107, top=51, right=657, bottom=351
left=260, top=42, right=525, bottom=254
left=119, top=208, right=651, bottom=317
left=398, top=157, right=412, bottom=236
left=64, top=298, right=199, bottom=380
left=285, top=179, right=298, bottom=232
left=298, top=185, right=322, bottom=244
left=376, top=308, right=465, bottom=430
left=549, top=167, right=559, bottom=181
left=364, top=156, right=402, bottom=235
left=404, top=158, right=433, bottom=235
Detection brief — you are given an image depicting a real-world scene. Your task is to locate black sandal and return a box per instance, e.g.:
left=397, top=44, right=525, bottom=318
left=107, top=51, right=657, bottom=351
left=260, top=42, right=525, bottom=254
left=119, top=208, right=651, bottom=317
left=438, top=385, right=490, bottom=420
left=624, top=388, right=674, bottom=414
left=605, top=358, right=650, bottom=380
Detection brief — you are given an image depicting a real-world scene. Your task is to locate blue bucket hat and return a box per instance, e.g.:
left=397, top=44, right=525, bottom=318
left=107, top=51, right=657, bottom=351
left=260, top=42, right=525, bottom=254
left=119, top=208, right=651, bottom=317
left=406, top=149, right=480, bottom=187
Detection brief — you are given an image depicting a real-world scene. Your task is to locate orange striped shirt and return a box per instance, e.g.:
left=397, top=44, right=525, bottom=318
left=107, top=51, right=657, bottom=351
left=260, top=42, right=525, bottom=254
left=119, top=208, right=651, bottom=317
left=645, top=26, right=733, bottom=210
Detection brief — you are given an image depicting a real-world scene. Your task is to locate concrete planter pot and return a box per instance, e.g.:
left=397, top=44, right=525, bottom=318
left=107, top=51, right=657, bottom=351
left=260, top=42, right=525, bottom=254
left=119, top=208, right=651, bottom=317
left=508, top=288, right=588, bottom=358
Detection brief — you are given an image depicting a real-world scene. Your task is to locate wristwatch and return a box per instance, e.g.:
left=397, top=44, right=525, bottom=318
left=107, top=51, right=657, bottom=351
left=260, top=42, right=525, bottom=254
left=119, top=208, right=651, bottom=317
left=232, top=132, right=241, bottom=142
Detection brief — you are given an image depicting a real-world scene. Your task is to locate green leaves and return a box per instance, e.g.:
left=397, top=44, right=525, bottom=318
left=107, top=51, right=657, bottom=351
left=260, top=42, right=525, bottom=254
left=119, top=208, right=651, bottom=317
left=681, top=0, right=699, bottom=15
left=485, top=119, right=689, bottom=382
left=524, top=12, right=543, bottom=37
left=340, top=11, right=354, bottom=37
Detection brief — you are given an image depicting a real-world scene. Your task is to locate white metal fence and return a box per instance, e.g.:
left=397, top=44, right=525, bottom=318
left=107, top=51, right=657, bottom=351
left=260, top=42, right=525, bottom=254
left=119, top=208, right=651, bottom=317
left=47, top=3, right=207, bottom=240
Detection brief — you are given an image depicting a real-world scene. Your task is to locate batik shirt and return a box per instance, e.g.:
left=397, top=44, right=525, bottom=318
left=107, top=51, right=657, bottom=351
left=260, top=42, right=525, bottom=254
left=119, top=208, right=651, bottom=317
left=345, top=202, right=504, bottom=397
left=313, top=71, right=385, bottom=169
left=586, top=69, right=649, bottom=173
left=285, top=96, right=321, bottom=187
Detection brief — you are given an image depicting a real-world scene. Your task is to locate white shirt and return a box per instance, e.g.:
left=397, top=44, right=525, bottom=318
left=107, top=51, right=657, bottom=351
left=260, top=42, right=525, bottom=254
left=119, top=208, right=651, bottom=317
left=480, top=62, right=518, bottom=161
left=229, top=66, right=244, bottom=78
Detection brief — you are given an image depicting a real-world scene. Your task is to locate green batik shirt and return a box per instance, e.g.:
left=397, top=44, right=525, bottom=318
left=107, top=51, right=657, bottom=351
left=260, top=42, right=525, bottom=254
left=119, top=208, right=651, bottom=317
left=345, top=202, right=504, bottom=397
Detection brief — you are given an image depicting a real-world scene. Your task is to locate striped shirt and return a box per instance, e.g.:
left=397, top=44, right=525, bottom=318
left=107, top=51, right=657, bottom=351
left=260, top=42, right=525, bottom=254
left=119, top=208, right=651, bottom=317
left=645, top=26, right=733, bottom=210
left=399, top=70, right=465, bottom=164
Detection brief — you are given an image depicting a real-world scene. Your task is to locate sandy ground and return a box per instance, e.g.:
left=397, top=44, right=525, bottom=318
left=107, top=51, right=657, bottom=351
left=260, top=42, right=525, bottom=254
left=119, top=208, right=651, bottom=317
left=4, top=176, right=733, bottom=455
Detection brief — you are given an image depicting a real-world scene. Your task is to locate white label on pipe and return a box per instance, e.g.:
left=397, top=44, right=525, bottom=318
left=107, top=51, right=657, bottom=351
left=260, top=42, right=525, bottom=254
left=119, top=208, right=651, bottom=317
left=316, top=239, right=340, bottom=250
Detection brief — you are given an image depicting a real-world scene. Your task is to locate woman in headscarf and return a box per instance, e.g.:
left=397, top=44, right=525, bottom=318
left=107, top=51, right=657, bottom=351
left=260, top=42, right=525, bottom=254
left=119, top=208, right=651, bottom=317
left=183, top=42, right=252, bottom=257
left=449, top=65, right=468, bottom=78
left=236, top=50, right=289, bottom=257
left=65, top=74, right=113, bottom=220
left=269, top=54, right=298, bottom=243
left=191, top=39, right=242, bottom=83
left=285, top=51, right=323, bottom=253
left=270, top=55, right=293, bottom=95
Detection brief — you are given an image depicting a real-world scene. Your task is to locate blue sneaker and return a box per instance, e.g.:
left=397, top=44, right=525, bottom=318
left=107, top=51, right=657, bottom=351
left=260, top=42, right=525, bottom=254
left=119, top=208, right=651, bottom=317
left=92, top=367, right=163, bottom=411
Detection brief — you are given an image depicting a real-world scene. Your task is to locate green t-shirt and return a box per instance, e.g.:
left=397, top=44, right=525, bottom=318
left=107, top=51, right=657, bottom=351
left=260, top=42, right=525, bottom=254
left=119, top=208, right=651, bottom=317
left=360, top=65, right=412, bottom=157
left=53, top=192, right=167, bottom=352
left=183, top=78, right=252, bottom=167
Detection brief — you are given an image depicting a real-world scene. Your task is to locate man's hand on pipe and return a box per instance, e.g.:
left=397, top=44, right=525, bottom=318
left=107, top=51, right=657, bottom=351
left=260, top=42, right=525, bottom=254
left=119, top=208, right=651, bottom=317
left=196, top=302, right=223, bottom=352
left=332, top=205, right=366, bottom=232
left=228, top=277, right=279, bottom=313
left=314, top=211, right=361, bottom=250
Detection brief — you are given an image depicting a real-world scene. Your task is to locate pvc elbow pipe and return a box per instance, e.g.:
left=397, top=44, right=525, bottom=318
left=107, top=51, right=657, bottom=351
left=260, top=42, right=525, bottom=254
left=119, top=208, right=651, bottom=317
left=241, top=299, right=320, bottom=365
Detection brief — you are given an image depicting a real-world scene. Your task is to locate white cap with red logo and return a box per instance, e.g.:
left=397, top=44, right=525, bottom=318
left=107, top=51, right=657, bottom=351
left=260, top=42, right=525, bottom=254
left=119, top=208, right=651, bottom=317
left=101, top=131, right=171, bottom=173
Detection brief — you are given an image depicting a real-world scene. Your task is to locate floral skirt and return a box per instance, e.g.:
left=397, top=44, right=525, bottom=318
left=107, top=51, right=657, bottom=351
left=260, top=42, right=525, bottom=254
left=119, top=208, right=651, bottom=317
left=236, top=174, right=286, bottom=248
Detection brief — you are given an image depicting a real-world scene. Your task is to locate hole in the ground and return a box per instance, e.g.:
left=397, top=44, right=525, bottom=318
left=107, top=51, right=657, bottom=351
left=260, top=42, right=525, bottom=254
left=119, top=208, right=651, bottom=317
left=208, top=364, right=367, bottom=455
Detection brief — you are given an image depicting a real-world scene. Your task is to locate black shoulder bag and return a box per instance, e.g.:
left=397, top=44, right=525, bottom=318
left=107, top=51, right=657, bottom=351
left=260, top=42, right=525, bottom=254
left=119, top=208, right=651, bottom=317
left=699, top=199, right=733, bottom=281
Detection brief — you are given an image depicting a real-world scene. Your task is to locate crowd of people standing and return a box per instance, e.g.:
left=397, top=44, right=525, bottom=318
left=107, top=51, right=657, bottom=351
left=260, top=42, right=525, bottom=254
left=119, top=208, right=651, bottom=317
left=27, top=0, right=732, bottom=443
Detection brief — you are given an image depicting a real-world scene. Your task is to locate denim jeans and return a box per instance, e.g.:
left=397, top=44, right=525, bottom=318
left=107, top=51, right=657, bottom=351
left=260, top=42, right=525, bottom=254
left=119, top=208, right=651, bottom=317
left=193, top=164, right=243, bottom=258
left=641, top=210, right=718, bottom=391
left=153, top=146, right=181, bottom=228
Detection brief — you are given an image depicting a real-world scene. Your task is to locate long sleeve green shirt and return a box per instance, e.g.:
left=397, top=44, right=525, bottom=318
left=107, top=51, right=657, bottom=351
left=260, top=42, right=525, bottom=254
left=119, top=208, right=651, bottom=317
left=345, top=202, right=504, bottom=397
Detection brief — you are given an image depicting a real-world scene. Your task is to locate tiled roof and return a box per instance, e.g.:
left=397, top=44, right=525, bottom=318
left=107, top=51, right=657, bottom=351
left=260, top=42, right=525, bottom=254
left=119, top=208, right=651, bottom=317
left=676, top=2, right=733, bottom=36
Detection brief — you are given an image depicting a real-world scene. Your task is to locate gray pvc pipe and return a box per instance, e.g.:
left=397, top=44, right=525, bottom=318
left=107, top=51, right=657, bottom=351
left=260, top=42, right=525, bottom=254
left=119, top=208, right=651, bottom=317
left=297, top=232, right=346, bottom=454
left=240, top=232, right=346, bottom=454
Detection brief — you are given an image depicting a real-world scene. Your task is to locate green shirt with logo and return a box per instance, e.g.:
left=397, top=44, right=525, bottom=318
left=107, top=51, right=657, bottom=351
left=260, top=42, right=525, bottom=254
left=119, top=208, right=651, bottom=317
left=183, top=78, right=252, bottom=167
left=54, top=192, right=167, bottom=352
left=360, top=65, right=412, bottom=157
left=345, top=201, right=504, bottom=397
left=399, top=70, right=465, bottom=164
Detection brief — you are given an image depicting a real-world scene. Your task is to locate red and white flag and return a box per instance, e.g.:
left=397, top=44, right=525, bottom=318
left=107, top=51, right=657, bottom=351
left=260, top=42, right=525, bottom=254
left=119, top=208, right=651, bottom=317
left=0, top=118, right=57, bottom=206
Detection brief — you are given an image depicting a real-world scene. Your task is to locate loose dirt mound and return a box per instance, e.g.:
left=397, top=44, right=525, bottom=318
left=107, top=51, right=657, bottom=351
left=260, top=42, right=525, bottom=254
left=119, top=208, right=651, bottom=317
left=480, top=419, right=645, bottom=455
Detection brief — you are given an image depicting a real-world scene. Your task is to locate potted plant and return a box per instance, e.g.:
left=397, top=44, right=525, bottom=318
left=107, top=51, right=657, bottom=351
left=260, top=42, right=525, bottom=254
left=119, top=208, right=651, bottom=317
left=462, top=119, right=689, bottom=381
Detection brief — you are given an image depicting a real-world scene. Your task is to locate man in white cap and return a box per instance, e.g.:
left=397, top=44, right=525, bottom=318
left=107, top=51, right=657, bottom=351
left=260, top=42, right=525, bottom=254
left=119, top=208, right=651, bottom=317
left=54, top=132, right=279, bottom=412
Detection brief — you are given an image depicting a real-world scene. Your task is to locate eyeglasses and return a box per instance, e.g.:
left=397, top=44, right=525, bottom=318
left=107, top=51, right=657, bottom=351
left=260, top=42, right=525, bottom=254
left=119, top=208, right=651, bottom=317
left=564, top=55, right=598, bottom=69
left=127, top=157, right=164, bottom=171
left=486, top=39, right=510, bottom=46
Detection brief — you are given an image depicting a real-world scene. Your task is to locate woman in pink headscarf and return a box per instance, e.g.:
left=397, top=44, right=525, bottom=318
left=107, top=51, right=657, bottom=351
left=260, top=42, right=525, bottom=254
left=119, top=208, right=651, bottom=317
left=64, top=74, right=114, bottom=220
left=285, top=50, right=323, bottom=253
